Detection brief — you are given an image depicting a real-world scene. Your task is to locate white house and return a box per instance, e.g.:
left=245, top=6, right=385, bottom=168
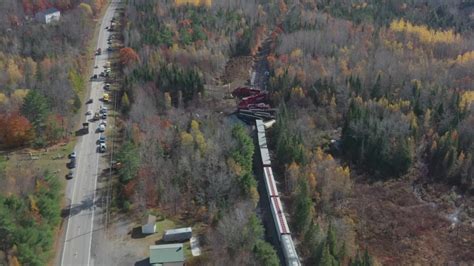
left=142, top=214, right=157, bottom=234
left=35, top=8, right=60, bottom=24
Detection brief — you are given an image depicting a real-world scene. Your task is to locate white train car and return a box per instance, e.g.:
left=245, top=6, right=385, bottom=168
left=259, top=132, right=271, bottom=166
left=263, top=166, right=279, bottom=197
left=256, top=119, right=266, bottom=133
left=281, top=235, right=301, bottom=266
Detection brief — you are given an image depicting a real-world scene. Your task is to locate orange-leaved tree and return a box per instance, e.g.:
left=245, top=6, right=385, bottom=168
left=0, top=113, right=34, bottom=148
left=119, top=47, right=139, bottom=66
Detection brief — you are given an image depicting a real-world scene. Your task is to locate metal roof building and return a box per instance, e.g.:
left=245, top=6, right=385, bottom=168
left=163, top=227, right=192, bottom=242
left=149, top=244, right=184, bottom=266
left=142, top=214, right=157, bottom=234
left=35, top=8, right=60, bottom=24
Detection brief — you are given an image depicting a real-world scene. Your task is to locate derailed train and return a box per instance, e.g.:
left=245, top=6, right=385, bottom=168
left=256, top=119, right=301, bottom=266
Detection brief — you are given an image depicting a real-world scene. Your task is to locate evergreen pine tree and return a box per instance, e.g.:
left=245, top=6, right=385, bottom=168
left=327, top=223, right=338, bottom=257
left=320, top=243, right=336, bottom=266
left=293, top=178, right=312, bottom=234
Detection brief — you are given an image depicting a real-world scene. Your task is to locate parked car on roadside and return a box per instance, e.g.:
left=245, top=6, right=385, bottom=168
left=98, top=143, right=107, bottom=153
left=93, top=112, right=100, bottom=121
left=97, top=124, right=105, bottom=132
left=97, top=136, right=106, bottom=144
left=66, top=170, right=74, bottom=180
left=68, top=157, right=76, bottom=169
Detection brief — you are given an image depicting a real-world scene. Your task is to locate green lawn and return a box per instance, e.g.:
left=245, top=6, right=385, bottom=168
left=3, top=141, right=76, bottom=195
left=155, top=218, right=176, bottom=238
left=183, top=241, right=192, bottom=258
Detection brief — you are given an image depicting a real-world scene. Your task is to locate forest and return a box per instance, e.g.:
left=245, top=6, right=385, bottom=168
left=0, top=0, right=107, bottom=265
left=267, top=0, right=473, bottom=264
left=0, top=0, right=472, bottom=265
left=118, top=0, right=473, bottom=265
left=117, top=0, right=282, bottom=264
left=0, top=0, right=108, bottom=148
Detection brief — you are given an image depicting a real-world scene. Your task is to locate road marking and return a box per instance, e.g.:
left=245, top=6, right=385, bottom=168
left=87, top=3, right=115, bottom=266
left=61, top=2, right=116, bottom=264
left=87, top=143, right=100, bottom=266
left=60, top=120, right=87, bottom=265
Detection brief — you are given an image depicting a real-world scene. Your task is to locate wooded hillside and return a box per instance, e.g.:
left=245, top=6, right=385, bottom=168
left=267, top=1, right=473, bottom=264
left=117, top=0, right=474, bottom=264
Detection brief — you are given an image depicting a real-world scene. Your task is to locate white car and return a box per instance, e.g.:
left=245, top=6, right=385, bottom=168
left=100, top=107, right=108, bottom=114
left=98, top=143, right=107, bottom=153
left=97, top=124, right=105, bottom=132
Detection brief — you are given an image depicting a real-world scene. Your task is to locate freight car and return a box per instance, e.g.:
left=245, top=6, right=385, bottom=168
left=256, top=119, right=301, bottom=266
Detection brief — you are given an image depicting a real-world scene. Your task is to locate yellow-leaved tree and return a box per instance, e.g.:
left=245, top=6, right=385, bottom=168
left=175, top=0, right=211, bottom=7
left=389, top=18, right=460, bottom=44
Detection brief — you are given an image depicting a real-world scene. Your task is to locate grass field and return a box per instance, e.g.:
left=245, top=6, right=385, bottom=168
left=1, top=141, right=76, bottom=196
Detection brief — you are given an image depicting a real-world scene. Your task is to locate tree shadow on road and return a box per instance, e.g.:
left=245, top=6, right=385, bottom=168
left=134, top=258, right=149, bottom=266
left=61, top=196, right=95, bottom=218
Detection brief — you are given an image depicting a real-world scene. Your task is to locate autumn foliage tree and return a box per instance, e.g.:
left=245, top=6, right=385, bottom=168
left=0, top=113, right=34, bottom=148
left=119, top=47, right=139, bottom=66
left=22, top=0, right=51, bottom=14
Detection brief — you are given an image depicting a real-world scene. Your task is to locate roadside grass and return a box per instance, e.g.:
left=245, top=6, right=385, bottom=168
left=2, top=141, right=75, bottom=195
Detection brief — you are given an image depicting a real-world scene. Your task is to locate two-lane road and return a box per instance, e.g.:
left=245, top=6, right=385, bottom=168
left=60, top=1, right=119, bottom=265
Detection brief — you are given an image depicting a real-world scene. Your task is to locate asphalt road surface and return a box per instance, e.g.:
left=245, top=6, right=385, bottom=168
left=59, top=2, right=119, bottom=265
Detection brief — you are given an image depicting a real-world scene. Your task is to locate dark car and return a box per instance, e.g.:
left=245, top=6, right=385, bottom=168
left=66, top=170, right=74, bottom=180
left=96, top=136, right=106, bottom=144
left=68, top=157, right=76, bottom=169
left=91, top=74, right=97, bottom=80
left=86, top=98, right=93, bottom=104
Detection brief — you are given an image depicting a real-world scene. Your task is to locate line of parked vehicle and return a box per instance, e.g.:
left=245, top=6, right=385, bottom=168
left=66, top=20, right=116, bottom=180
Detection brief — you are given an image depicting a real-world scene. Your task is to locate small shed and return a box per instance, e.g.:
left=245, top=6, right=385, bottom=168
left=35, top=8, right=60, bottom=24
left=163, top=227, right=192, bottom=242
left=142, top=214, right=157, bottom=234
left=149, top=244, right=184, bottom=266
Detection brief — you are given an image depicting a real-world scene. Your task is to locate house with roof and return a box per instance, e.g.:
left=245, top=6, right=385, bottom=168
left=149, top=244, right=185, bottom=266
left=35, top=8, right=60, bottom=24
